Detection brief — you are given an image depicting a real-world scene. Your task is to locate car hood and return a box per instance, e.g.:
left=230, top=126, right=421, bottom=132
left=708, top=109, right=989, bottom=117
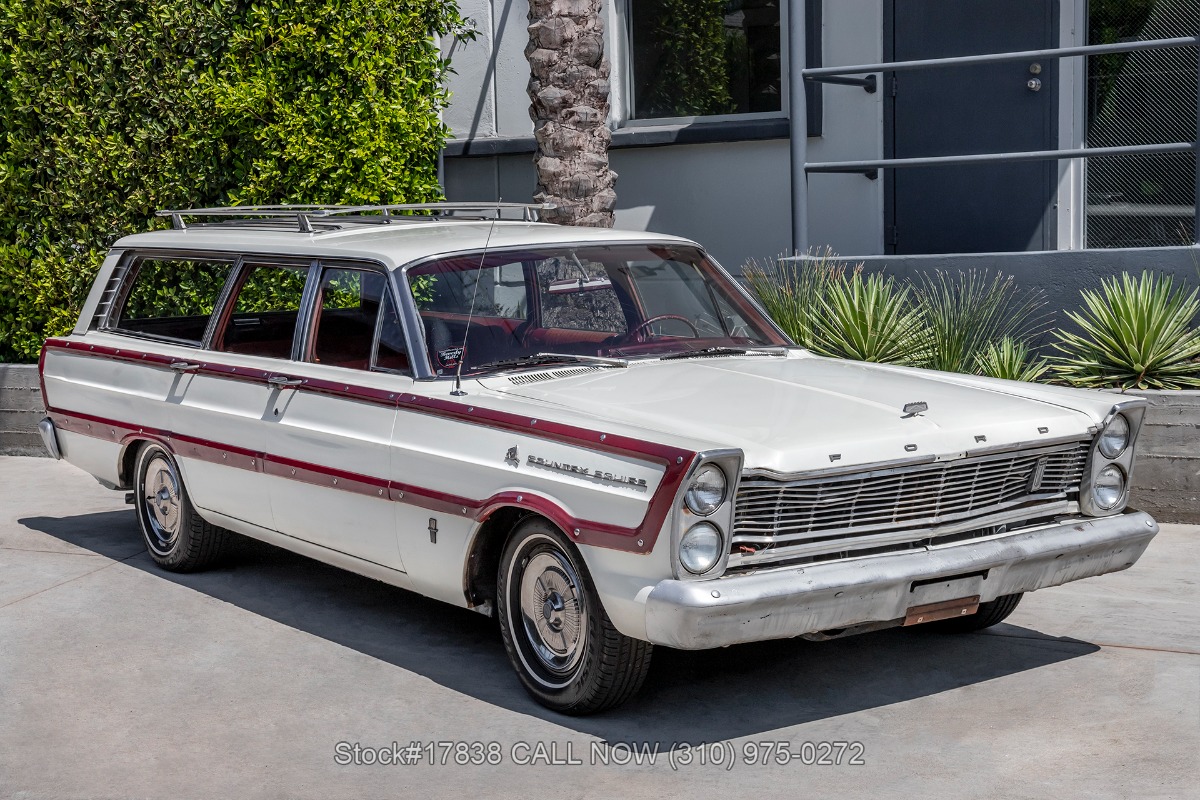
left=478, top=353, right=1110, bottom=474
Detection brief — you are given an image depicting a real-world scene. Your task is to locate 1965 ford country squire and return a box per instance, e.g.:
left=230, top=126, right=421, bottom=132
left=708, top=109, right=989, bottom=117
left=38, top=203, right=1158, bottom=713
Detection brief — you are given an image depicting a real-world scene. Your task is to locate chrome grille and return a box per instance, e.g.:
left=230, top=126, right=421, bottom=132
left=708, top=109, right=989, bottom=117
left=729, top=441, right=1090, bottom=570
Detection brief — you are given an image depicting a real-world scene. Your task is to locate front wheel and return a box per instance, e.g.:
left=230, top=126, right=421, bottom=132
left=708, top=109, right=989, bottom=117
left=134, top=444, right=229, bottom=572
left=497, top=518, right=652, bottom=714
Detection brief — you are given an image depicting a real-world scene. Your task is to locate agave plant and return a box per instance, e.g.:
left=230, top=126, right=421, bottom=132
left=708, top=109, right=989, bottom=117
left=1052, top=271, right=1200, bottom=390
left=810, top=272, right=928, bottom=364
left=915, top=270, right=1049, bottom=373
left=975, top=336, right=1051, bottom=382
left=741, top=247, right=852, bottom=349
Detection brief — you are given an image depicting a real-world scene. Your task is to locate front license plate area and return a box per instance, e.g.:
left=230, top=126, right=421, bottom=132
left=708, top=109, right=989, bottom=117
left=904, top=595, right=981, bottom=626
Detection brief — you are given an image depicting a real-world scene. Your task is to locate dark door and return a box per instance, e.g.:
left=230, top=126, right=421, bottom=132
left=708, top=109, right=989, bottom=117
left=886, top=0, right=1059, bottom=254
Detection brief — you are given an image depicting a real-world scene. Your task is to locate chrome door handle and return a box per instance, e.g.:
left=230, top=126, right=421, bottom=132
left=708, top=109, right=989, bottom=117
left=169, top=362, right=200, bottom=372
left=267, top=375, right=304, bottom=388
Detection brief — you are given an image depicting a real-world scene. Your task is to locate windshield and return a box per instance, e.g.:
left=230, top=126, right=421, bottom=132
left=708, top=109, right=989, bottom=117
left=406, top=244, right=788, bottom=375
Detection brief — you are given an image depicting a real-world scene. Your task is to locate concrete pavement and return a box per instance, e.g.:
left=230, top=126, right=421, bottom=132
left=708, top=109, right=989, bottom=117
left=1, top=456, right=1197, bottom=799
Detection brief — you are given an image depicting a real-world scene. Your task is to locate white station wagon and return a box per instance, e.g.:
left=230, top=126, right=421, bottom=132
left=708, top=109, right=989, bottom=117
left=38, top=204, right=1158, bottom=714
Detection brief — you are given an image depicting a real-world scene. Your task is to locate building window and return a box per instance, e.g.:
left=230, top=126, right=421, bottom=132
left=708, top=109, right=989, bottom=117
left=629, top=0, right=783, bottom=120
left=1086, top=0, right=1198, bottom=248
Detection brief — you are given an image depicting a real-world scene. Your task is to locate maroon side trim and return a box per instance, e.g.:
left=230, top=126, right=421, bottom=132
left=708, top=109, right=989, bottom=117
left=46, top=407, right=672, bottom=553
left=476, top=492, right=646, bottom=551
left=41, top=338, right=700, bottom=552
left=262, top=451, right=390, bottom=500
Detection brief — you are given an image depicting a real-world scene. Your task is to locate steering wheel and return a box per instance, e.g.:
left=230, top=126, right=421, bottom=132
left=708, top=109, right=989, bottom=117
left=625, top=314, right=701, bottom=342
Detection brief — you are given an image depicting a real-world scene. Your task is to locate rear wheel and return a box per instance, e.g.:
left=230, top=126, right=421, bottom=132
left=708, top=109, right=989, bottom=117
left=134, top=444, right=228, bottom=572
left=497, top=518, right=652, bottom=714
left=928, top=593, right=1024, bottom=633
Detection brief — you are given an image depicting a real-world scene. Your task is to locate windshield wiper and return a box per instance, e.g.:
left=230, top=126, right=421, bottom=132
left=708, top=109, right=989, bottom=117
left=659, top=346, right=787, bottom=361
left=474, top=352, right=628, bottom=372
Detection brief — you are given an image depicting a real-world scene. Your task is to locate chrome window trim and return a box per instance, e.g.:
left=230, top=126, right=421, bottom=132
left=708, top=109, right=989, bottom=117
left=101, top=249, right=242, bottom=348
left=200, top=255, right=245, bottom=349
left=101, top=247, right=423, bottom=376
left=302, top=259, right=415, bottom=378
left=394, top=239, right=793, bottom=379
left=291, top=259, right=323, bottom=362
left=207, top=254, right=317, bottom=363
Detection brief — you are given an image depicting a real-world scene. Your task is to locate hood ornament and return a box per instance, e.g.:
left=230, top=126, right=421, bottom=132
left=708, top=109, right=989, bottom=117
left=901, top=401, right=928, bottom=418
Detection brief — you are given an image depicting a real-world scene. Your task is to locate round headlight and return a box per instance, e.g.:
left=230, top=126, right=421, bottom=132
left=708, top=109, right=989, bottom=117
left=679, top=522, right=723, bottom=574
left=685, top=464, right=727, bottom=516
left=1098, top=414, right=1130, bottom=459
left=1092, top=464, right=1126, bottom=510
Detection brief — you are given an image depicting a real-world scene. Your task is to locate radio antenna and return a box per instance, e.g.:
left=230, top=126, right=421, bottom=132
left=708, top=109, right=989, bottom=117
left=450, top=210, right=499, bottom=397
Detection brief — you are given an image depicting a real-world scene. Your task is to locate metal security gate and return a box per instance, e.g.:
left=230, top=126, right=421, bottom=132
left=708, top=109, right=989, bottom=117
left=885, top=0, right=1059, bottom=255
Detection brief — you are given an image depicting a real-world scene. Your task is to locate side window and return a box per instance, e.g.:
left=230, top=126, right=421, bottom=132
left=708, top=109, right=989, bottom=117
left=111, top=256, right=235, bottom=345
left=535, top=257, right=627, bottom=334
left=216, top=262, right=309, bottom=358
left=309, top=266, right=409, bottom=373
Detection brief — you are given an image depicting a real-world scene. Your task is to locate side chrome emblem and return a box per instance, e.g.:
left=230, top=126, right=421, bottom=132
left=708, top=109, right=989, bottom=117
left=901, top=401, right=928, bottom=418
left=505, top=446, right=520, bottom=467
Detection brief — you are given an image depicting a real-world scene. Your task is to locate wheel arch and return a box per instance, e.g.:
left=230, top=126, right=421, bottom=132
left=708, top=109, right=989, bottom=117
left=462, top=505, right=532, bottom=612
left=463, top=493, right=601, bottom=613
left=117, top=435, right=173, bottom=489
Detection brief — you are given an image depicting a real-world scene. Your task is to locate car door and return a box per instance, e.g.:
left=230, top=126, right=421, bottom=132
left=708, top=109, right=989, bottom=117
left=263, top=262, right=408, bottom=571
left=170, top=256, right=314, bottom=532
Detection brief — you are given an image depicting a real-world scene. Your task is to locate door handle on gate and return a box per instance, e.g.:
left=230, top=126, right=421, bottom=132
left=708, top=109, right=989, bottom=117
left=169, top=362, right=200, bottom=372
left=267, top=375, right=304, bottom=388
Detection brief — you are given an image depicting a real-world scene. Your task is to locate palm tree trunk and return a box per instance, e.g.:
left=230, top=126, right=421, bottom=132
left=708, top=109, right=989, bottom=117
left=526, top=0, right=616, bottom=227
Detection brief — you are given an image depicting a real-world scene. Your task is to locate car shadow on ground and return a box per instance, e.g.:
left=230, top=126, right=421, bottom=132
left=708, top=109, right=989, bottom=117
left=22, top=510, right=1100, bottom=746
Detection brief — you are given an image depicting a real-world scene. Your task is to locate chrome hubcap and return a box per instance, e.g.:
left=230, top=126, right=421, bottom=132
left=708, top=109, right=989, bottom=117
left=519, top=551, right=586, bottom=676
left=142, top=455, right=181, bottom=553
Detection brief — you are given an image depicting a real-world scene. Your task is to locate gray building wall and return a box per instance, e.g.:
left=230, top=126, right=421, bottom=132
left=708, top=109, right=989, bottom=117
left=440, top=0, right=887, bottom=266
left=843, top=245, right=1200, bottom=330
left=444, top=140, right=794, bottom=272
left=440, top=1, right=1184, bottom=270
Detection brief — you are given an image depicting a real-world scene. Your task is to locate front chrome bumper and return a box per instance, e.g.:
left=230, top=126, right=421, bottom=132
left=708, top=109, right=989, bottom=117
left=644, top=511, right=1159, bottom=649
left=38, top=416, right=63, bottom=460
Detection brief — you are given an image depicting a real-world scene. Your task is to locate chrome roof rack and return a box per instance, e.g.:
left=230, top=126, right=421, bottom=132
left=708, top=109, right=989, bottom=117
left=155, top=203, right=555, bottom=232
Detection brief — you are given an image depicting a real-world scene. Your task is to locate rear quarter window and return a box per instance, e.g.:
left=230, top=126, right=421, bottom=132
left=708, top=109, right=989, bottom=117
left=111, top=257, right=235, bottom=345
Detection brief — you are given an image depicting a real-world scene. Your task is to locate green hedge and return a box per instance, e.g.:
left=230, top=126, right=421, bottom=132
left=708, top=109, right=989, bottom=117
left=0, top=0, right=472, bottom=362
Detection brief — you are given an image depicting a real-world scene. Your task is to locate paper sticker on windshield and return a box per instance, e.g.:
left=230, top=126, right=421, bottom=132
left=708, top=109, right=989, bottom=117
left=436, top=346, right=464, bottom=369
